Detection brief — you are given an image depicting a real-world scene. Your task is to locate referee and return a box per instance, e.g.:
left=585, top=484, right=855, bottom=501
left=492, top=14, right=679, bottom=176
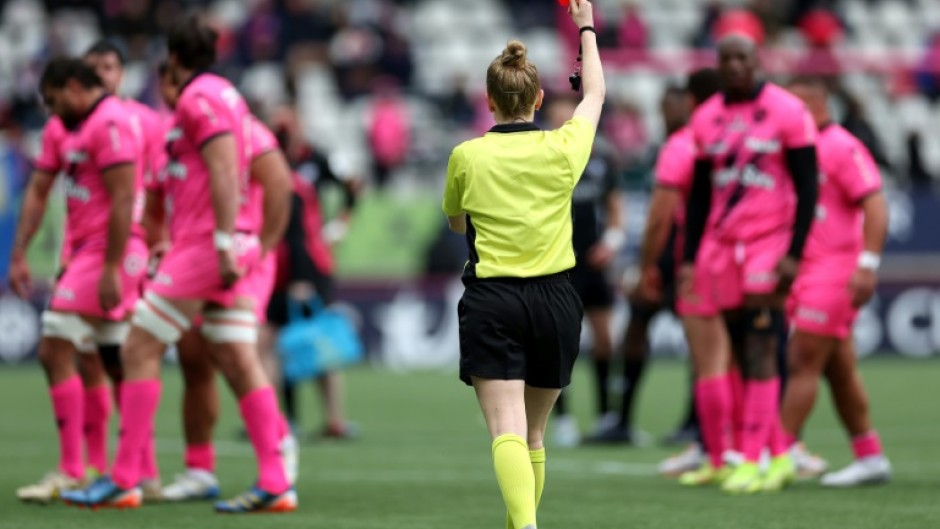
left=441, top=2, right=603, bottom=528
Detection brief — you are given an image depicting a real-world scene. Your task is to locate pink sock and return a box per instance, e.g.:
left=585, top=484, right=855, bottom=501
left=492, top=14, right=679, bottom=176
left=278, top=414, right=290, bottom=439
left=140, top=436, right=159, bottom=481
left=740, top=378, right=780, bottom=463
left=728, top=368, right=745, bottom=451
left=50, top=375, right=85, bottom=480
left=768, top=417, right=790, bottom=457
left=111, top=380, right=161, bottom=489
left=185, top=443, right=216, bottom=473
left=239, top=387, right=289, bottom=494
left=83, top=385, right=111, bottom=474
left=695, top=375, right=733, bottom=468
left=851, top=431, right=883, bottom=459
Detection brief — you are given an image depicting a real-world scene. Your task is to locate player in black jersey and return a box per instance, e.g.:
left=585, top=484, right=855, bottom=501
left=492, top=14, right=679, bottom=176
left=545, top=97, right=626, bottom=446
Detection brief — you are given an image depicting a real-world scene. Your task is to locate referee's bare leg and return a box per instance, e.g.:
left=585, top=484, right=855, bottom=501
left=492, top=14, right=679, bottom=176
left=473, top=377, right=552, bottom=529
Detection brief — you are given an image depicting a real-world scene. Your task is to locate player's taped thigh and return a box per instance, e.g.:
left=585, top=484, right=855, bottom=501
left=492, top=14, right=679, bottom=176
left=131, top=291, right=192, bottom=345
left=41, top=311, right=97, bottom=353
left=95, top=321, right=130, bottom=346
left=201, top=309, right=258, bottom=344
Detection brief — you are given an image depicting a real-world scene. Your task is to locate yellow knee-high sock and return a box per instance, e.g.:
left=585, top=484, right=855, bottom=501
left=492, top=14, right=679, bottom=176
left=492, top=434, right=537, bottom=529
left=530, top=447, right=546, bottom=508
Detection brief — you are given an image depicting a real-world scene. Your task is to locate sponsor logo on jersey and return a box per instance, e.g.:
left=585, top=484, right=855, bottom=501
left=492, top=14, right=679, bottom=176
left=713, top=164, right=775, bottom=191
left=705, top=141, right=728, bottom=155
left=153, top=272, right=173, bottom=286
left=64, top=179, right=91, bottom=202
left=797, top=306, right=828, bottom=324
left=166, top=127, right=183, bottom=142
left=65, top=150, right=88, bottom=163
left=166, top=161, right=187, bottom=179
left=745, top=137, right=781, bottom=154
left=746, top=271, right=775, bottom=285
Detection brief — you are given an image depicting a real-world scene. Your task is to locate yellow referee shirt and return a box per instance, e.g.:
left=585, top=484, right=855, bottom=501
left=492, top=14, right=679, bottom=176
left=442, top=116, right=596, bottom=279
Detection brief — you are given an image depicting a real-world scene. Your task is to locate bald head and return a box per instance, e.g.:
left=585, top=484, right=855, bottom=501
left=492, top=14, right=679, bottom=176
left=717, top=34, right=758, bottom=95
left=788, top=77, right=829, bottom=127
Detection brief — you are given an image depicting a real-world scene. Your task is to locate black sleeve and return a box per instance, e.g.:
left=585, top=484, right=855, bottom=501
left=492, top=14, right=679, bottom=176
left=784, top=146, right=819, bottom=260
left=313, top=152, right=357, bottom=209
left=682, top=159, right=714, bottom=264
left=285, top=193, right=319, bottom=282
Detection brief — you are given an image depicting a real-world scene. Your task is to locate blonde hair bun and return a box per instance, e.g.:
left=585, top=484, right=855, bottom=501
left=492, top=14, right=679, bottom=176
left=501, top=40, right=528, bottom=70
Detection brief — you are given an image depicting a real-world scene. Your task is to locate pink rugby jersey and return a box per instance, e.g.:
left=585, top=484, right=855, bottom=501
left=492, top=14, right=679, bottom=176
left=802, top=123, right=882, bottom=262
left=34, top=95, right=143, bottom=251
left=690, top=83, right=817, bottom=242
left=162, top=73, right=252, bottom=242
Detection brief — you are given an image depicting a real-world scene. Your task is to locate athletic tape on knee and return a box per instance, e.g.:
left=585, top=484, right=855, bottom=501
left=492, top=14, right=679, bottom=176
left=131, top=292, right=191, bottom=344
left=41, top=312, right=97, bottom=352
left=201, top=309, right=258, bottom=344
left=743, top=307, right=784, bottom=336
left=95, top=321, right=130, bottom=346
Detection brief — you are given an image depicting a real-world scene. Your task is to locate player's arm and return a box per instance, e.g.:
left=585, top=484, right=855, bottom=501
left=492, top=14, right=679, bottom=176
left=639, top=186, right=681, bottom=271
left=202, top=134, right=240, bottom=237
left=848, top=145, right=888, bottom=308
left=317, top=153, right=361, bottom=242
left=12, top=170, right=56, bottom=260
left=8, top=170, right=56, bottom=296
left=101, top=163, right=136, bottom=268
left=251, top=149, right=292, bottom=255
left=860, top=192, right=888, bottom=257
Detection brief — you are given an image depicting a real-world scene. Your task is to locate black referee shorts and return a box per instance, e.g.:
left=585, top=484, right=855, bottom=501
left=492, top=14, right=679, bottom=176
left=570, top=263, right=614, bottom=310
left=458, top=272, right=583, bottom=389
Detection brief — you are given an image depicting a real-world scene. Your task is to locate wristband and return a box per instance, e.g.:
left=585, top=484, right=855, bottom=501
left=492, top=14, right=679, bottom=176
left=579, top=26, right=596, bottom=36
left=601, top=228, right=626, bottom=251
left=858, top=251, right=881, bottom=271
left=213, top=230, right=234, bottom=251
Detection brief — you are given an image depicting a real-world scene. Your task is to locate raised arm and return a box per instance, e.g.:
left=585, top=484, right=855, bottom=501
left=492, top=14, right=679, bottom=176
left=570, top=0, right=605, bottom=128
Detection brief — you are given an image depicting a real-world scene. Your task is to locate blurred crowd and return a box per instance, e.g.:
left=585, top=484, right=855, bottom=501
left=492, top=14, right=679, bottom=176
left=1, top=0, right=940, bottom=194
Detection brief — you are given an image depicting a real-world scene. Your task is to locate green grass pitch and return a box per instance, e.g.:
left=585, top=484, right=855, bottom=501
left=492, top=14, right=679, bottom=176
left=0, top=359, right=937, bottom=529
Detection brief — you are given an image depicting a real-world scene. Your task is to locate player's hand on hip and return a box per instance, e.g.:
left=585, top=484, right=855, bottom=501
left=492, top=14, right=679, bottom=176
left=8, top=255, right=32, bottom=298
left=587, top=242, right=615, bottom=270
left=849, top=267, right=877, bottom=309
left=217, top=249, right=244, bottom=288
left=773, top=256, right=799, bottom=296
left=569, top=0, right=595, bottom=28
left=98, top=265, right=122, bottom=312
